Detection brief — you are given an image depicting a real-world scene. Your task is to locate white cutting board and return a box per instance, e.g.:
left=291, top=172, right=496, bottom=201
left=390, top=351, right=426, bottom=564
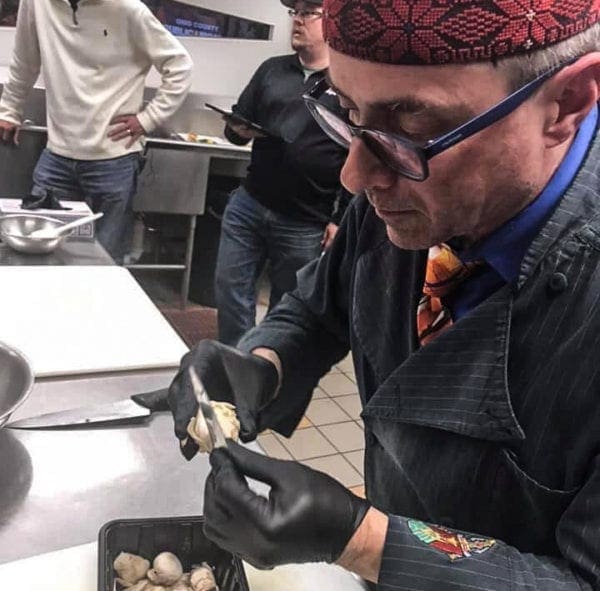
left=0, top=266, right=188, bottom=377
left=0, top=543, right=97, bottom=590
left=0, top=543, right=369, bottom=591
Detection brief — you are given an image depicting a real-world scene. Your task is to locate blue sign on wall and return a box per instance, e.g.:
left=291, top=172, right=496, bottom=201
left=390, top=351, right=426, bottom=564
left=143, top=0, right=272, bottom=39
left=1, top=0, right=272, bottom=40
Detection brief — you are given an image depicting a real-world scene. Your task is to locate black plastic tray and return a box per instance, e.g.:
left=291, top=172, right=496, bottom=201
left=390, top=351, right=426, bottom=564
left=98, top=516, right=249, bottom=591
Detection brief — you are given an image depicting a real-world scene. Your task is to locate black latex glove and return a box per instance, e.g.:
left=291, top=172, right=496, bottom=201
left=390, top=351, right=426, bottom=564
left=21, top=189, right=70, bottom=210
left=168, top=340, right=279, bottom=458
left=204, top=441, right=371, bottom=569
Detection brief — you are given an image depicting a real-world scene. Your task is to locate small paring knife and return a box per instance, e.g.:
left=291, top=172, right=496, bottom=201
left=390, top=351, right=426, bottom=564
left=188, top=366, right=227, bottom=451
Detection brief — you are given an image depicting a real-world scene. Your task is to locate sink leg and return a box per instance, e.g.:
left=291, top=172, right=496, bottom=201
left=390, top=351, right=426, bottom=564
left=180, top=214, right=196, bottom=310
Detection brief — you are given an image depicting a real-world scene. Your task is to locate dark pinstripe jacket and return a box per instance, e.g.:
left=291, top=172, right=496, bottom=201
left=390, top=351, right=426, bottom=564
left=240, top=131, right=600, bottom=589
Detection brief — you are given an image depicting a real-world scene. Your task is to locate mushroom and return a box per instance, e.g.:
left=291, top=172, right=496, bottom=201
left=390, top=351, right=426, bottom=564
left=147, top=552, right=184, bottom=586
left=113, top=552, right=150, bottom=587
left=169, top=580, right=193, bottom=591
left=126, top=582, right=150, bottom=591
left=179, top=574, right=191, bottom=586
left=187, top=401, right=240, bottom=453
left=189, top=563, right=218, bottom=591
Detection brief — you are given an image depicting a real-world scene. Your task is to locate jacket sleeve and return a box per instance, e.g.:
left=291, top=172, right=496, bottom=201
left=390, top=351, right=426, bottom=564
left=237, top=198, right=366, bottom=436
left=0, top=0, right=41, bottom=125
left=379, top=458, right=600, bottom=590
left=131, top=4, right=193, bottom=133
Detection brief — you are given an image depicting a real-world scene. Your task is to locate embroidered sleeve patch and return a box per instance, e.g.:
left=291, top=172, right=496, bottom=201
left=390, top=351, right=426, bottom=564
left=408, top=519, right=496, bottom=562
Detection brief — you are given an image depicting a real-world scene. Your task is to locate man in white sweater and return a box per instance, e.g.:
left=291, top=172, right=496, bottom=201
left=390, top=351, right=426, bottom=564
left=0, top=0, right=193, bottom=262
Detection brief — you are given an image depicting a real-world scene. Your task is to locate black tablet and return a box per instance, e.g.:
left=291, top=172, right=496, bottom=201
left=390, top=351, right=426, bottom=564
left=205, top=103, right=279, bottom=139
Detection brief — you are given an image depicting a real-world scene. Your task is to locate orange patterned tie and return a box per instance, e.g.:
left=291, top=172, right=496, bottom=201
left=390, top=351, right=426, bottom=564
left=417, top=244, right=484, bottom=345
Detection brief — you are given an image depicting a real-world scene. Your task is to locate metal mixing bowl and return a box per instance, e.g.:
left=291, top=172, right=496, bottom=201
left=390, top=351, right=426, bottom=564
left=0, top=214, right=70, bottom=254
left=0, top=341, right=34, bottom=429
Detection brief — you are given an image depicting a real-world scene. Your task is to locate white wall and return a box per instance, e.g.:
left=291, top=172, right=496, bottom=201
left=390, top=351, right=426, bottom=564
left=0, top=0, right=292, bottom=100
left=147, top=0, right=293, bottom=98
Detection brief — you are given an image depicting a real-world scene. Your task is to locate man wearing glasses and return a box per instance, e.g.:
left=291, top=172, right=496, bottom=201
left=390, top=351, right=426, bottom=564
left=214, top=0, right=350, bottom=346
left=170, top=0, right=600, bottom=588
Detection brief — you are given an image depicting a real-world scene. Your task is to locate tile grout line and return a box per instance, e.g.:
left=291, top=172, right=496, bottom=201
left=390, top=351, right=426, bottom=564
left=328, top=393, right=361, bottom=422
left=302, top=452, right=364, bottom=483
left=313, top=422, right=365, bottom=454
left=275, top=428, right=362, bottom=463
left=274, top=427, right=336, bottom=460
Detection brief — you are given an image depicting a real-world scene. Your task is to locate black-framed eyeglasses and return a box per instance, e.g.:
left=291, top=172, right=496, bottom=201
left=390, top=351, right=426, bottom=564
left=288, top=8, right=323, bottom=20
left=303, top=60, right=575, bottom=182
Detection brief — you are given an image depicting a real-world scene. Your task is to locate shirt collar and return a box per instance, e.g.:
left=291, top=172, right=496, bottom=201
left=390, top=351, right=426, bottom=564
left=290, top=53, right=326, bottom=77
left=461, top=105, right=598, bottom=283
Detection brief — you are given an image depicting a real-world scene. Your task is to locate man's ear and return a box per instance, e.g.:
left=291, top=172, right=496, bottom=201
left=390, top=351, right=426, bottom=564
left=544, top=52, right=600, bottom=148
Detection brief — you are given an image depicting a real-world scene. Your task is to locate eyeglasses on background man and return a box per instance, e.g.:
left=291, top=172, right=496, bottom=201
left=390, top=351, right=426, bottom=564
left=287, top=8, right=323, bottom=20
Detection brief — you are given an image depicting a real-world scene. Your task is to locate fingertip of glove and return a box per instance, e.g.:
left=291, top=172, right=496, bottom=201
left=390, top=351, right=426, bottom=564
left=239, top=429, right=257, bottom=444
left=180, top=438, right=199, bottom=461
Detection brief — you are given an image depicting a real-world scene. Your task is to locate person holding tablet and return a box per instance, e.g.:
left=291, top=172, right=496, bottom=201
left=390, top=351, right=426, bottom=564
left=213, top=0, right=351, bottom=346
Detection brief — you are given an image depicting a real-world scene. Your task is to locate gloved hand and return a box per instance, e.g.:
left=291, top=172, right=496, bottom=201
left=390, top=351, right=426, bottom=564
left=203, top=441, right=371, bottom=569
left=168, top=340, right=279, bottom=458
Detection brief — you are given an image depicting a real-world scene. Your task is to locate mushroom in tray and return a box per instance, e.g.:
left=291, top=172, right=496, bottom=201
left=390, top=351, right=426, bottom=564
left=190, top=563, right=218, bottom=591
left=113, top=552, right=150, bottom=587
left=113, top=552, right=218, bottom=591
left=147, top=552, right=184, bottom=586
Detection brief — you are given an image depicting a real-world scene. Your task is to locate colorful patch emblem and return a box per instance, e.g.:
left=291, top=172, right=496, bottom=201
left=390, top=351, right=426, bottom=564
left=408, top=520, right=496, bottom=562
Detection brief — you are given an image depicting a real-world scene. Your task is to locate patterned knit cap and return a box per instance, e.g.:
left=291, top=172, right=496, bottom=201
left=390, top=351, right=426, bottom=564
left=281, top=0, right=323, bottom=7
left=322, top=0, right=600, bottom=65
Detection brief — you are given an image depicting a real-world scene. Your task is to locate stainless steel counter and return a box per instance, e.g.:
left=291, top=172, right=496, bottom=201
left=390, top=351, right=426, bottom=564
left=0, top=239, right=113, bottom=266
left=0, top=371, right=369, bottom=591
left=4, top=125, right=250, bottom=307
left=0, top=369, right=222, bottom=564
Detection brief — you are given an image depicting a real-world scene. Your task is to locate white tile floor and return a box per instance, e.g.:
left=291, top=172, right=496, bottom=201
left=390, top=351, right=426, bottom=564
left=257, top=354, right=366, bottom=495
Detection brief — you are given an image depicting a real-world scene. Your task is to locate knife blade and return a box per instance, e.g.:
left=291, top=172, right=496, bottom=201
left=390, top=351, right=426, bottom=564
left=188, top=366, right=227, bottom=451
left=5, top=387, right=170, bottom=430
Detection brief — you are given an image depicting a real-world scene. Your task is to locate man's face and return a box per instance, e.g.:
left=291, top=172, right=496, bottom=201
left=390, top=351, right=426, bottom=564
left=329, top=49, right=556, bottom=250
left=290, top=1, right=324, bottom=52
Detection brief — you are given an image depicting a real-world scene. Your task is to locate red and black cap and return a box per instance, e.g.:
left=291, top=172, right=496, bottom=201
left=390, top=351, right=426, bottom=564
left=323, top=0, right=600, bottom=65
left=281, top=0, right=323, bottom=8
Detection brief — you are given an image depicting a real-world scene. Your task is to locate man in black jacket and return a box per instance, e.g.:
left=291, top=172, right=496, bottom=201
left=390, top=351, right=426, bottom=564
left=214, top=0, right=350, bottom=346
left=170, top=0, right=600, bottom=589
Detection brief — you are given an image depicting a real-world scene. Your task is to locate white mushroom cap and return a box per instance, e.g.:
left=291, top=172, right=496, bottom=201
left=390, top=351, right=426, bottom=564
left=147, top=552, right=184, bottom=586
left=113, top=552, right=151, bottom=586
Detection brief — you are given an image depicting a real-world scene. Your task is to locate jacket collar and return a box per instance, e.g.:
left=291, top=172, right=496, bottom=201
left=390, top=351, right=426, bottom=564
left=363, top=284, right=525, bottom=443
left=363, top=128, right=600, bottom=445
left=519, top=121, right=600, bottom=289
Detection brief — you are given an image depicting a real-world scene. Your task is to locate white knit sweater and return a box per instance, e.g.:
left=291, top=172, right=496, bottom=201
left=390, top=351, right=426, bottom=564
left=0, top=0, right=193, bottom=160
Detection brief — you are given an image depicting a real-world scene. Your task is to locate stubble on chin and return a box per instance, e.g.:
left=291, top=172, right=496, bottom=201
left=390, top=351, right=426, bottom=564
left=385, top=220, right=435, bottom=251
left=291, top=34, right=305, bottom=52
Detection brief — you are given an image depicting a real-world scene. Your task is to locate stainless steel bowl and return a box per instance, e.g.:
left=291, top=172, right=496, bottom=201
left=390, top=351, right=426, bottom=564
left=0, top=214, right=70, bottom=254
left=0, top=341, right=34, bottom=429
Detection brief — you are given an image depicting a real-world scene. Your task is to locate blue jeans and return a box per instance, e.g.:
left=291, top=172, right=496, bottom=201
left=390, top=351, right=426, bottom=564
left=215, top=186, right=324, bottom=345
left=31, top=149, right=143, bottom=263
